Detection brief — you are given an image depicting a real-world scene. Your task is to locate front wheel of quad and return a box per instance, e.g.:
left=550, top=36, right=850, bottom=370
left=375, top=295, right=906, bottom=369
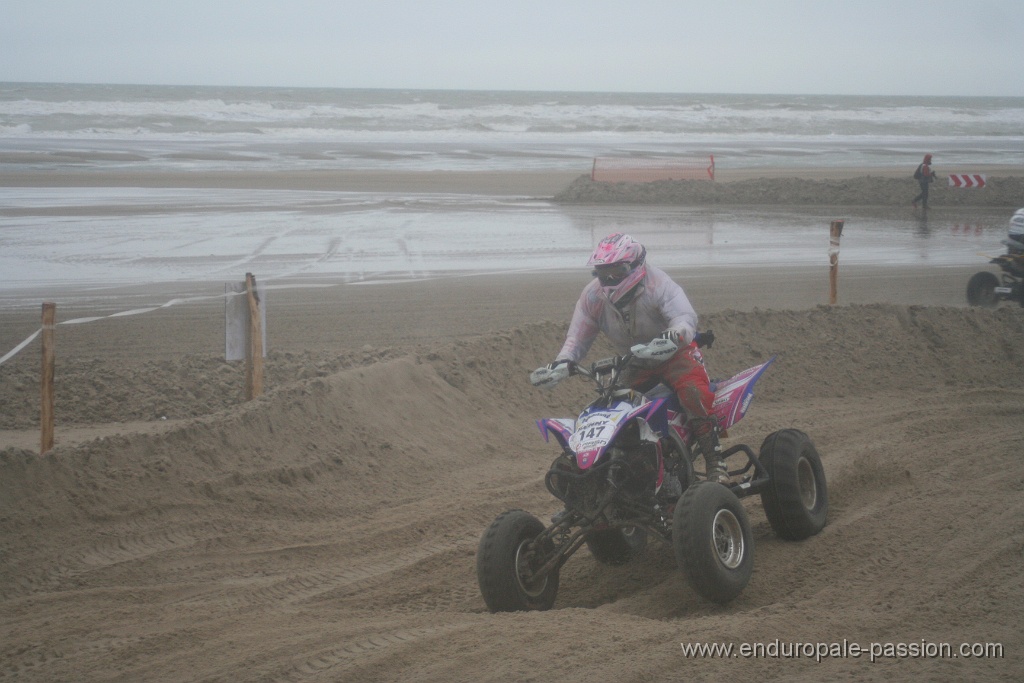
left=477, top=510, right=559, bottom=612
left=966, top=271, right=1000, bottom=307
left=672, top=481, right=754, bottom=604
left=759, top=429, right=828, bottom=541
left=586, top=526, right=647, bottom=566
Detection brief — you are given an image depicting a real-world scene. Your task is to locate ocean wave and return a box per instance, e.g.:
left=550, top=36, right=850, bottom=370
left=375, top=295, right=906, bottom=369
left=2, top=85, right=1022, bottom=171
left=3, top=89, right=1022, bottom=139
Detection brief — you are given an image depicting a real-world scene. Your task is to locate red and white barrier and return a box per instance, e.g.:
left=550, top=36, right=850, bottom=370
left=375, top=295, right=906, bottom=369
left=948, top=174, right=986, bottom=188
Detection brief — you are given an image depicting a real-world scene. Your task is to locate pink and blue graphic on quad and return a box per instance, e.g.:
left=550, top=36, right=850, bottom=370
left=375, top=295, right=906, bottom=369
left=537, top=396, right=666, bottom=471
left=708, top=357, right=775, bottom=430
left=647, top=357, right=774, bottom=439
left=538, top=357, right=775, bottom=466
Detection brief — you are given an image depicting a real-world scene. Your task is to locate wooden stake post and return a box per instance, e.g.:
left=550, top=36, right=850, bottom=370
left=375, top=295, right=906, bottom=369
left=245, top=273, right=264, bottom=400
left=40, top=302, right=56, bottom=455
left=829, top=220, right=845, bottom=305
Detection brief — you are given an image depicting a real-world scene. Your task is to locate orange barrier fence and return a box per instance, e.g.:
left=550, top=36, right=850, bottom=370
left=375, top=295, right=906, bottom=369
left=591, top=155, right=715, bottom=183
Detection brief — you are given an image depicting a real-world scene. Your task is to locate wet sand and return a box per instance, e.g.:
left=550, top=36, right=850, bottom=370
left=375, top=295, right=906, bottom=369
left=0, top=263, right=998, bottom=365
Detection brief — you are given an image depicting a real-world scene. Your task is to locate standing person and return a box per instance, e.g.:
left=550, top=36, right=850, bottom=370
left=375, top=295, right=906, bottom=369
left=912, top=153, right=938, bottom=209
left=545, top=233, right=729, bottom=484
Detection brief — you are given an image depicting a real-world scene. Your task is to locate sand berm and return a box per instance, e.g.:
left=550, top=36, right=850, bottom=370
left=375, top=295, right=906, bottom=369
left=554, top=172, right=1024, bottom=206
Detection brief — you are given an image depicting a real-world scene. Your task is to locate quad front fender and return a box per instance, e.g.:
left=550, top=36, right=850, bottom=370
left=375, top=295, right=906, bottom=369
left=537, top=418, right=574, bottom=450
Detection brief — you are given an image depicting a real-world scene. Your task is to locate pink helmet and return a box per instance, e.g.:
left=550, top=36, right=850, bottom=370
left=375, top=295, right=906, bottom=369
left=587, top=233, right=647, bottom=305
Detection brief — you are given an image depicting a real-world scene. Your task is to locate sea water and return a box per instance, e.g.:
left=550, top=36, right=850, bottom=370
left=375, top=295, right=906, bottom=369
left=1, top=84, right=1021, bottom=293
left=2, top=84, right=1023, bottom=172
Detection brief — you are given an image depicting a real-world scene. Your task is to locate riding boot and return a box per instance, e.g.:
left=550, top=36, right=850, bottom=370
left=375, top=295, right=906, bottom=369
left=696, top=423, right=729, bottom=485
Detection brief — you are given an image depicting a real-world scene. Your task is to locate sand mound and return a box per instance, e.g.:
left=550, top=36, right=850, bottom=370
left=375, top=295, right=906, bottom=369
left=554, top=174, right=1024, bottom=207
left=3, top=305, right=1022, bottom=429
left=0, top=347, right=404, bottom=430
left=2, top=305, right=1023, bottom=681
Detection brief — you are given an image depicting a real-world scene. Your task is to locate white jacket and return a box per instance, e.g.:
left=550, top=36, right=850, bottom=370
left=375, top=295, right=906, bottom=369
left=556, top=264, right=698, bottom=363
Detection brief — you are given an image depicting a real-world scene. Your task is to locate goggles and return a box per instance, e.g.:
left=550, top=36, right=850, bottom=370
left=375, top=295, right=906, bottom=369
left=592, top=262, right=632, bottom=286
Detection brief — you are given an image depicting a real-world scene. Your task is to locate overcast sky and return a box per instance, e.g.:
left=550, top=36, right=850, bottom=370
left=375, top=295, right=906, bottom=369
left=2, top=0, right=1022, bottom=96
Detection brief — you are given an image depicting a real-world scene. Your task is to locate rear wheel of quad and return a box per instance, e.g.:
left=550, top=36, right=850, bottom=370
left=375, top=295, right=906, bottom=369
left=966, top=271, right=1000, bottom=307
left=759, top=429, right=828, bottom=541
left=586, top=526, right=647, bottom=565
left=477, top=510, right=559, bottom=612
left=672, top=481, right=753, bottom=604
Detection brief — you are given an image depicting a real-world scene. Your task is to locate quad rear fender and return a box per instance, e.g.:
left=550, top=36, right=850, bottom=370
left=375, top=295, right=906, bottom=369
left=710, top=357, right=775, bottom=431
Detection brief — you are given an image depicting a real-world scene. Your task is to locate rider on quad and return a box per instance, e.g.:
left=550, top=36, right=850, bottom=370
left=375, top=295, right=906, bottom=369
left=966, top=208, right=1024, bottom=307
left=546, top=233, right=729, bottom=484
left=1003, top=208, right=1024, bottom=276
left=1008, top=210, right=1024, bottom=250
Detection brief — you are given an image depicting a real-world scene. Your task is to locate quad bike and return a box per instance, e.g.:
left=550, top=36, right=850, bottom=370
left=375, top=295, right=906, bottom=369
left=966, top=240, right=1024, bottom=308
left=476, top=336, right=828, bottom=611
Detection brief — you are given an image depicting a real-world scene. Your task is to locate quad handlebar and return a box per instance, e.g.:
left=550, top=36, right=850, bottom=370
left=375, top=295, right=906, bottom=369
left=530, top=330, right=715, bottom=391
left=530, top=337, right=678, bottom=390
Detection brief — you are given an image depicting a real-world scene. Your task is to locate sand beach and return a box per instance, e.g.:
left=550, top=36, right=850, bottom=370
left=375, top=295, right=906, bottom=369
left=2, top=165, right=1023, bottom=681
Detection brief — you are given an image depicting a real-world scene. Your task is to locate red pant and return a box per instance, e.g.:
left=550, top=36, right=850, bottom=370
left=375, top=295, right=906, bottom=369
left=628, top=343, right=714, bottom=427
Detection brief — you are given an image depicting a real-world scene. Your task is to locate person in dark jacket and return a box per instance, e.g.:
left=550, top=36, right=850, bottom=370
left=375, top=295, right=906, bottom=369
left=912, top=153, right=938, bottom=209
